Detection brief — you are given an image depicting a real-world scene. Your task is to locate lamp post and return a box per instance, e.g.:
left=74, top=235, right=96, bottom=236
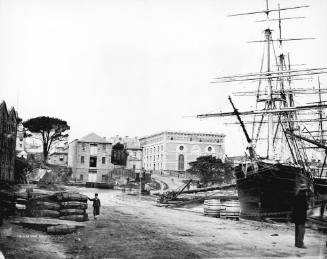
left=139, top=147, right=144, bottom=200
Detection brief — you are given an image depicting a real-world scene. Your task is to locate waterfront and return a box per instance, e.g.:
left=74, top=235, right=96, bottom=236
left=0, top=185, right=326, bottom=258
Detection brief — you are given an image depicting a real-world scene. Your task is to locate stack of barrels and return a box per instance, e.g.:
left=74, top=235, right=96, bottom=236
left=203, top=199, right=221, bottom=217
left=220, top=200, right=241, bottom=220
left=204, top=199, right=241, bottom=220
left=27, top=191, right=89, bottom=222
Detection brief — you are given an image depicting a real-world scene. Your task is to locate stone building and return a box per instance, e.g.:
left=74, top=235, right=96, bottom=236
left=0, top=101, right=18, bottom=183
left=140, top=131, right=225, bottom=172
left=68, top=133, right=113, bottom=183
left=48, top=145, right=68, bottom=166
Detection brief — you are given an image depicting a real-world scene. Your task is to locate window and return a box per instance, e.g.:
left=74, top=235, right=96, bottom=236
left=102, top=157, right=106, bottom=164
left=179, top=145, right=184, bottom=151
left=102, top=144, right=106, bottom=151
left=133, top=165, right=136, bottom=172
left=81, top=156, right=85, bottom=164
left=190, top=138, right=192, bottom=141
left=82, top=143, right=86, bottom=151
left=79, top=174, right=83, bottom=181
left=208, top=147, right=212, bottom=152
left=59, top=155, right=64, bottom=161
left=19, top=144, right=22, bottom=148
left=89, top=156, right=97, bottom=167
left=90, top=144, right=97, bottom=155
left=178, top=154, right=184, bottom=171
left=170, top=137, right=173, bottom=140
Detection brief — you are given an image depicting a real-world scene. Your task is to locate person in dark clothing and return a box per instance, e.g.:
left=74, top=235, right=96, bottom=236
left=292, top=184, right=308, bottom=248
left=88, top=193, right=101, bottom=220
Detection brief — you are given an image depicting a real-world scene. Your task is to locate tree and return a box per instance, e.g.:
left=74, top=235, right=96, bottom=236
left=111, top=143, right=128, bottom=166
left=23, top=116, right=70, bottom=163
left=186, top=155, right=234, bottom=185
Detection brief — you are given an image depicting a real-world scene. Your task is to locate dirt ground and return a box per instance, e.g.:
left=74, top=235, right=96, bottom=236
left=1, top=186, right=326, bottom=258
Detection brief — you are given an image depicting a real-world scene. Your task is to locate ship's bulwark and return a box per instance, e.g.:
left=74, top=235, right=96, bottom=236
left=234, top=161, right=310, bottom=220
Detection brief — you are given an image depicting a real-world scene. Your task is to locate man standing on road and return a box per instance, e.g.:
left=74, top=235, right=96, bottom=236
left=88, top=193, right=101, bottom=220
left=292, top=184, right=309, bottom=248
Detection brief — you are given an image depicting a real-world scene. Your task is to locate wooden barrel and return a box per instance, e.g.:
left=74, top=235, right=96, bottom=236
left=59, top=214, right=88, bottom=222
left=60, top=209, right=85, bottom=216
left=222, top=200, right=240, bottom=219
left=47, top=225, right=77, bottom=235
left=60, top=201, right=87, bottom=210
left=206, top=199, right=221, bottom=217
left=203, top=200, right=209, bottom=215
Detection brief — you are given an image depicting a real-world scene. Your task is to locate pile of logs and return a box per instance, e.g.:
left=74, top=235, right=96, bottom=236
left=27, top=191, right=89, bottom=222
left=0, top=189, right=16, bottom=218
left=0, top=189, right=29, bottom=219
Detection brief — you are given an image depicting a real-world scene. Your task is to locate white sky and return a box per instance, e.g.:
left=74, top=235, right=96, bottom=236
left=1, top=0, right=326, bottom=156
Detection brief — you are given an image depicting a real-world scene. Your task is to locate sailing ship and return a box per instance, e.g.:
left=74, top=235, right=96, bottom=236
left=197, top=1, right=327, bottom=219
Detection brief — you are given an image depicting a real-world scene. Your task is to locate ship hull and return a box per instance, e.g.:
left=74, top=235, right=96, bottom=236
left=314, top=177, right=327, bottom=201
left=234, top=161, right=310, bottom=220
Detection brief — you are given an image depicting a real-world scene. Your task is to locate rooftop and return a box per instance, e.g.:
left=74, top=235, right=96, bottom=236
left=79, top=132, right=111, bottom=144
left=139, top=130, right=226, bottom=140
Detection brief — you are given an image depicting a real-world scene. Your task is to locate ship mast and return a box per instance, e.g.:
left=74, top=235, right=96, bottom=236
left=197, top=0, right=327, bottom=164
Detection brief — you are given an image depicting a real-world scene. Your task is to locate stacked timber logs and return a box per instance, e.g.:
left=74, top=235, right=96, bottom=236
left=27, top=191, right=89, bottom=222
left=47, top=224, right=78, bottom=235
left=0, top=189, right=29, bottom=217
left=0, top=189, right=16, bottom=216
left=57, top=192, right=88, bottom=221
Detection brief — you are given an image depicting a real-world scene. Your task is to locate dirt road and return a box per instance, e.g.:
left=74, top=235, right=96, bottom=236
left=1, top=186, right=326, bottom=258
left=62, top=187, right=326, bottom=258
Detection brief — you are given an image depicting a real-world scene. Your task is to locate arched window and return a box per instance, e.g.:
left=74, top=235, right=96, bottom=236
left=178, top=154, right=184, bottom=171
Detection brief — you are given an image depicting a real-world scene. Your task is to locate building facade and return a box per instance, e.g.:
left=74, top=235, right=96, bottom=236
left=48, top=145, right=68, bottom=166
left=68, top=133, right=113, bottom=183
left=0, top=101, right=18, bottom=183
left=140, top=131, right=225, bottom=172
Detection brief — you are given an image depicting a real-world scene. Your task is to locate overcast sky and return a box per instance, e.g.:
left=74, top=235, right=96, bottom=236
left=1, top=0, right=326, bottom=156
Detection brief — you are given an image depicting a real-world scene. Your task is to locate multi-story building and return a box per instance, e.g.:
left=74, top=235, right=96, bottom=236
left=140, top=131, right=225, bottom=172
left=48, top=145, right=69, bottom=166
left=0, top=101, right=18, bottom=183
left=68, top=133, right=113, bottom=183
